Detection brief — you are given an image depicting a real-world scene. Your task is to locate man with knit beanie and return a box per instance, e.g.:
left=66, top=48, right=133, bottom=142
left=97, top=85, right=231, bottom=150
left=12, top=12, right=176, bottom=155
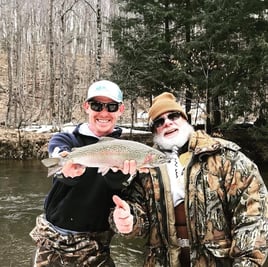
left=111, top=92, right=268, bottom=266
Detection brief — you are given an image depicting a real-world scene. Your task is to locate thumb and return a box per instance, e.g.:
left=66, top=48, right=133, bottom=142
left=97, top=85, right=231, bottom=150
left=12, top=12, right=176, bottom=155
left=112, top=195, right=129, bottom=211
left=112, top=195, right=133, bottom=234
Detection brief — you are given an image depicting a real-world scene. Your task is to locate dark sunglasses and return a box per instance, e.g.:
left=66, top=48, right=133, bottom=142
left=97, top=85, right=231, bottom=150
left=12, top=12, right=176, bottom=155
left=88, top=101, right=120, bottom=113
left=151, top=112, right=182, bottom=129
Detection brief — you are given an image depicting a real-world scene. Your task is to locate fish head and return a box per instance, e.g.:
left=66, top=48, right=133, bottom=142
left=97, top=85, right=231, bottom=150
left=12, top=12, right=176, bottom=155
left=143, top=150, right=169, bottom=167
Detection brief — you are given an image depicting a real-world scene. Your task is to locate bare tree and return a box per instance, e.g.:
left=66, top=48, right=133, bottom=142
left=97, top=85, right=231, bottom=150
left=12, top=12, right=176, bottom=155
left=48, top=0, right=56, bottom=125
left=95, top=0, right=102, bottom=80
left=0, top=0, right=118, bottom=127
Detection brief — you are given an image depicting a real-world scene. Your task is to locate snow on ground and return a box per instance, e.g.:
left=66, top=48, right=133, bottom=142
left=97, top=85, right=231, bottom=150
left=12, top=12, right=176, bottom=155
left=21, top=123, right=151, bottom=135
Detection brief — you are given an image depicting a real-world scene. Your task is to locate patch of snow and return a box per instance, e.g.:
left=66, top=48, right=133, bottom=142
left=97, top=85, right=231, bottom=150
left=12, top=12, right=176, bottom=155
left=121, top=127, right=150, bottom=134
left=21, top=123, right=151, bottom=135
left=21, top=124, right=54, bottom=133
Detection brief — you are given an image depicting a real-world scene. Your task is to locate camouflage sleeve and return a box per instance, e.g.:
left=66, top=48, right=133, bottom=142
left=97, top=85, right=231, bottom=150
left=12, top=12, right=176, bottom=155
left=226, top=151, right=268, bottom=266
left=109, top=172, right=150, bottom=238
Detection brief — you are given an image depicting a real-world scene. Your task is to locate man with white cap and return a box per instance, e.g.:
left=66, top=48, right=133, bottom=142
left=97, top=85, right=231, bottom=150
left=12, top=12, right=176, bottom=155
left=111, top=92, right=268, bottom=266
left=30, top=80, right=138, bottom=266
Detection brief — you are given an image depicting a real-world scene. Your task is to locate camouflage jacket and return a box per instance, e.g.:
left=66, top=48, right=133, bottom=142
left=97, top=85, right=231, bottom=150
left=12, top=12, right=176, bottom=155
left=110, top=130, right=268, bottom=267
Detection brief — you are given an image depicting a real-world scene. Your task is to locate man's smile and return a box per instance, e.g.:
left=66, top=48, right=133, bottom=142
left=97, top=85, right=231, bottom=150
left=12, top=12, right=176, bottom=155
left=96, top=118, right=110, bottom=123
left=164, top=128, right=178, bottom=137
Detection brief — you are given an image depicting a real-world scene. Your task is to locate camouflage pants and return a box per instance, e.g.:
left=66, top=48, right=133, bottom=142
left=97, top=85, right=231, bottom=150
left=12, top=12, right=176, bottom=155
left=30, top=214, right=115, bottom=267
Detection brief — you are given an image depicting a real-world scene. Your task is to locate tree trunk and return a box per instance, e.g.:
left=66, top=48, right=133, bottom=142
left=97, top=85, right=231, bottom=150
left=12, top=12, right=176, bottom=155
left=96, top=0, right=102, bottom=79
left=6, top=42, right=14, bottom=127
left=185, top=0, right=192, bottom=125
left=49, top=0, right=56, bottom=125
left=212, top=96, right=221, bottom=126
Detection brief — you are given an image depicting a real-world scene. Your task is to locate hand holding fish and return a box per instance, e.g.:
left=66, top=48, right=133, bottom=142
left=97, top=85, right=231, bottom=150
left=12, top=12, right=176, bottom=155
left=62, top=162, right=86, bottom=178
left=121, top=159, right=137, bottom=175
left=122, top=160, right=150, bottom=174
left=112, top=195, right=133, bottom=234
left=42, top=138, right=168, bottom=177
left=108, top=160, right=149, bottom=175
left=56, top=151, right=86, bottom=178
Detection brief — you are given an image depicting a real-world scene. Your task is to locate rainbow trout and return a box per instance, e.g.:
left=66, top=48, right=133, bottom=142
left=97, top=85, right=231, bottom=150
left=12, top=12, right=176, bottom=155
left=41, top=137, right=169, bottom=177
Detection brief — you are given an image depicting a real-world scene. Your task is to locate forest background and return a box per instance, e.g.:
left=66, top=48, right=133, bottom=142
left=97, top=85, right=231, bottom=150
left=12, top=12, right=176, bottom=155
left=0, top=0, right=267, bottom=162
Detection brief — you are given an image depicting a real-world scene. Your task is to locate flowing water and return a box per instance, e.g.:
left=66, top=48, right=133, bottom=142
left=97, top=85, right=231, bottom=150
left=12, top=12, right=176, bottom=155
left=0, top=159, right=267, bottom=267
left=0, top=160, right=145, bottom=267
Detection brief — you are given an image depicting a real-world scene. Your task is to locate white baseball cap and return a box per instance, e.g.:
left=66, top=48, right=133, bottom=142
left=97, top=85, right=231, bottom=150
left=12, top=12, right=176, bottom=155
left=86, top=80, right=123, bottom=103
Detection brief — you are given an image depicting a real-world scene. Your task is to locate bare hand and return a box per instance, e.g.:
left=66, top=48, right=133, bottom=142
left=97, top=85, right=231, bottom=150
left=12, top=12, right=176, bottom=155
left=122, top=160, right=137, bottom=175
left=111, top=160, right=149, bottom=175
left=61, top=161, right=86, bottom=178
left=112, top=195, right=133, bottom=233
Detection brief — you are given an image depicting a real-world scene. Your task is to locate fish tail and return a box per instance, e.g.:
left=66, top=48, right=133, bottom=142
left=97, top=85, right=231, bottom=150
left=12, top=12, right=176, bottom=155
left=41, top=158, right=62, bottom=177
left=48, top=166, right=62, bottom=177
left=41, top=158, right=60, bottom=168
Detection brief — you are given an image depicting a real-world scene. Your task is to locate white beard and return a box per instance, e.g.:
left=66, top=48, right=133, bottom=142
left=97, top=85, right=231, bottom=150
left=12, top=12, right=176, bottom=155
left=153, top=121, right=194, bottom=150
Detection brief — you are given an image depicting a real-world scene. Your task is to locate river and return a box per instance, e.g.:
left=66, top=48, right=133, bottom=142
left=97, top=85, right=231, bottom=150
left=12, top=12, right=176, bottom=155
left=0, top=159, right=267, bottom=267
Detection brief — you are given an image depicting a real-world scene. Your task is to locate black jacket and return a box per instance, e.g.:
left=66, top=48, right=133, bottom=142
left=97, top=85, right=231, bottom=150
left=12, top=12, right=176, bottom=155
left=44, top=124, right=129, bottom=232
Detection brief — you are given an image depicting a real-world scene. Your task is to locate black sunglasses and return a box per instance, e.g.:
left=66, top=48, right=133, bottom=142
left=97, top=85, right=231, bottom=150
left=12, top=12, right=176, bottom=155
left=88, top=101, right=120, bottom=113
left=151, top=112, right=182, bottom=129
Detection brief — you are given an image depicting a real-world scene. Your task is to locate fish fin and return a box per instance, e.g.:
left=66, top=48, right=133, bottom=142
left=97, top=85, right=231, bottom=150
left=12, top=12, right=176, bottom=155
left=41, top=158, right=60, bottom=168
left=97, top=166, right=110, bottom=176
left=41, top=158, right=62, bottom=177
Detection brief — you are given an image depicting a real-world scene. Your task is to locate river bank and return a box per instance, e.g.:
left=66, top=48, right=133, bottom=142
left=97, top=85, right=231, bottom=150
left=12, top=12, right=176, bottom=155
left=0, top=126, right=267, bottom=164
left=0, top=127, right=153, bottom=160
